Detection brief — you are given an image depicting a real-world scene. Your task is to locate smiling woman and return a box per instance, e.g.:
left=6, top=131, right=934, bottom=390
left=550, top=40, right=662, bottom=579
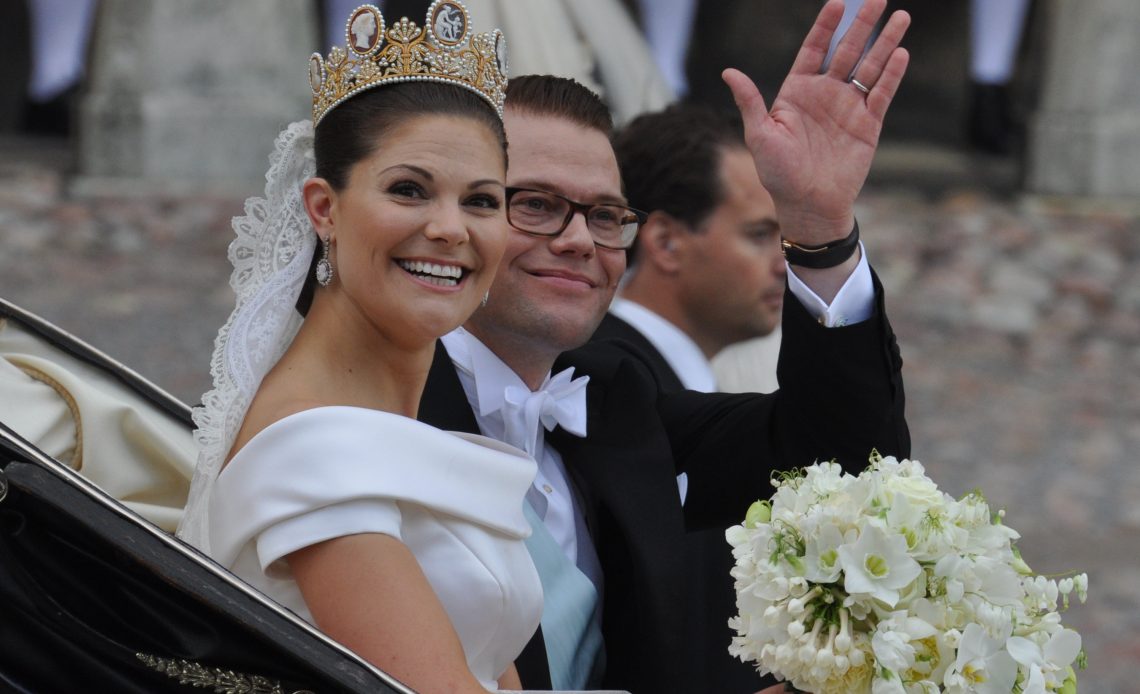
left=175, top=4, right=544, bottom=693
left=300, top=111, right=507, bottom=352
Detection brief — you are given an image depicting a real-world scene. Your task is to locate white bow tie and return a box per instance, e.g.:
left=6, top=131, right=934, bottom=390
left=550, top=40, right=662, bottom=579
left=500, top=368, right=589, bottom=458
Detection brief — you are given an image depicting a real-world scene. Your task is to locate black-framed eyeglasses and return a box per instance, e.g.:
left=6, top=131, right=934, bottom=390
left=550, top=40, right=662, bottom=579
left=505, top=187, right=647, bottom=250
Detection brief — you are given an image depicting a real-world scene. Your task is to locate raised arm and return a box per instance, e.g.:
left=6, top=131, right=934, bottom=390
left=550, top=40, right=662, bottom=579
left=722, top=0, right=910, bottom=302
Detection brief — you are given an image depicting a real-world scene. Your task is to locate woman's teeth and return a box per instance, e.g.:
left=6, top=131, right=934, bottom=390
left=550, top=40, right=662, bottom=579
left=398, top=260, right=464, bottom=286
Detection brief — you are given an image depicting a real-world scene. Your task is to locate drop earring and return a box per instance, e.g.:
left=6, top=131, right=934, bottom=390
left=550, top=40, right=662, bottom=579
left=481, top=290, right=489, bottom=307
left=315, top=235, right=333, bottom=287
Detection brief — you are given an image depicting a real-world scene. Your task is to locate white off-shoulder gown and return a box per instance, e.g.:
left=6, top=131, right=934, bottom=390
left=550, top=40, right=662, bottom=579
left=208, top=406, right=543, bottom=690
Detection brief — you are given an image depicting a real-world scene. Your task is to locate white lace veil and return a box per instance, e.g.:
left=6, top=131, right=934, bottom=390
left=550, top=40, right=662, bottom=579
left=178, top=120, right=317, bottom=554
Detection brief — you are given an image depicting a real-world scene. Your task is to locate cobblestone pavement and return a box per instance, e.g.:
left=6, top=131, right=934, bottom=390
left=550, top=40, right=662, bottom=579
left=2, top=137, right=1137, bottom=691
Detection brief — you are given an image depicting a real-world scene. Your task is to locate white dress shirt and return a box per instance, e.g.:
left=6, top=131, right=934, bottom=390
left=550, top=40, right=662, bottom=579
left=612, top=248, right=876, bottom=384
left=440, top=328, right=603, bottom=587
left=608, top=297, right=718, bottom=393
left=785, top=244, right=875, bottom=327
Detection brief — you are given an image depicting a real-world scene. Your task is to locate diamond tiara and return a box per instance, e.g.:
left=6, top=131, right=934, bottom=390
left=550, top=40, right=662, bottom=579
left=309, top=0, right=508, bottom=126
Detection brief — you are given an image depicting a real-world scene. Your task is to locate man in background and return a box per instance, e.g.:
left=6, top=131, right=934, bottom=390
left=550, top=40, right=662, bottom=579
left=608, top=104, right=784, bottom=393
left=602, top=103, right=787, bottom=691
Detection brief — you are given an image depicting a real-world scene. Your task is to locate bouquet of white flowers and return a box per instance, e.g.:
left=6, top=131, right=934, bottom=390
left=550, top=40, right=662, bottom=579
left=726, top=453, right=1088, bottom=694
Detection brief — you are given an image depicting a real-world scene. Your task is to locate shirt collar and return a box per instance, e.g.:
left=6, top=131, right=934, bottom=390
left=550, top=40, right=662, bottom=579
left=608, top=297, right=717, bottom=392
left=441, top=327, right=538, bottom=419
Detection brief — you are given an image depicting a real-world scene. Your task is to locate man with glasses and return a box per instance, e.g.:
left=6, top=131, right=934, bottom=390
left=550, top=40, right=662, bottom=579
left=504, top=188, right=646, bottom=253
left=419, top=2, right=912, bottom=691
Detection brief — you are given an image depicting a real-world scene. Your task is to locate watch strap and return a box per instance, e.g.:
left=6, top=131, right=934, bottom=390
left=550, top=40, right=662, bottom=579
left=780, top=219, right=860, bottom=269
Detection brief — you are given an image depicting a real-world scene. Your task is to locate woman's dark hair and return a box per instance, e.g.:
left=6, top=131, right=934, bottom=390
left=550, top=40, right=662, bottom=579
left=315, top=82, right=507, bottom=189
left=297, top=81, right=508, bottom=315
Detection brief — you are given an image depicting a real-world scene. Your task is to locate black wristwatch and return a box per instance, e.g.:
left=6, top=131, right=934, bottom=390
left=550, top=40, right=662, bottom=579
left=780, top=219, right=860, bottom=269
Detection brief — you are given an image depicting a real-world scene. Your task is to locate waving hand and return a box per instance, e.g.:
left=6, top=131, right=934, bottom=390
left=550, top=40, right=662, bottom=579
left=723, top=0, right=910, bottom=249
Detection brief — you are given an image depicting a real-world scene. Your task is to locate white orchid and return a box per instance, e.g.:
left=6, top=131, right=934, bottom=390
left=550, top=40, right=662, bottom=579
left=839, top=524, right=923, bottom=607
left=1007, top=629, right=1082, bottom=692
left=804, top=523, right=849, bottom=583
left=942, top=623, right=1017, bottom=694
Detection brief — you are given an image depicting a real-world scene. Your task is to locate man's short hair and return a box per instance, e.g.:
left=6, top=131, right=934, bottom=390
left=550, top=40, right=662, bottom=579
left=505, top=75, right=614, bottom=136
left=612, top=103, right=746, bottom=232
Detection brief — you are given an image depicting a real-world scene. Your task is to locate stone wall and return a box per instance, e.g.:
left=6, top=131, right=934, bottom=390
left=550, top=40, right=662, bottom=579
left=77, top=0, right=318, bottom=192
left=1027, top=0, right=1140, bottom=197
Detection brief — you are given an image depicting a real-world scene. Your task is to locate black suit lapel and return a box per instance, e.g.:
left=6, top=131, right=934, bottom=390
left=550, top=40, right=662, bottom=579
left=417, top=340, right=481, bottom=435
left=592, top=313, right=685, bottom=392
left=546, top=423, right=598, bottom=540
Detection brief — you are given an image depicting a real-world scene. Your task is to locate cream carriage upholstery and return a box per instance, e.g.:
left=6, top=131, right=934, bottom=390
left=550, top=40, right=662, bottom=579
left=0, top=299, right=194, bottom=532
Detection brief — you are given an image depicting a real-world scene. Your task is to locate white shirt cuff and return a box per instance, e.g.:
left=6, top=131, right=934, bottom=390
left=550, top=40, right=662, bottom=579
left=786, top=241, right=874, bottom=327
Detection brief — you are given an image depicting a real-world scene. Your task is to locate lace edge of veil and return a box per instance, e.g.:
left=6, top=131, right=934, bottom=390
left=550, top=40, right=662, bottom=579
left=178, top=120, right=317, bottom=553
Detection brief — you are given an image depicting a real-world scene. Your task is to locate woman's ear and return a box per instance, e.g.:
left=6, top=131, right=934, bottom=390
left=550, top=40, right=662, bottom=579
left=639, top=211, right=685, bottom=274
left=302, top=177, right=337, bottom=241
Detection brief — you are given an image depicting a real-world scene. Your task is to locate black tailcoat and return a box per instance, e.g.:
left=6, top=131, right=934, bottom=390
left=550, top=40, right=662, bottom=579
left=418, top=272, right=909, bottom=693
left=587, top=310, right=773, bottom=693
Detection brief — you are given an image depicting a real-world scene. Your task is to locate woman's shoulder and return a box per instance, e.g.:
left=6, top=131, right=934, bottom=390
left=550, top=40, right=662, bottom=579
left=232, top=405, right=446, bottom=459
left=226, top=396, right=331, bottom=459
left=226, top=405, right=534, bottom=484
left=210, top=405, right=537, bottom=557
